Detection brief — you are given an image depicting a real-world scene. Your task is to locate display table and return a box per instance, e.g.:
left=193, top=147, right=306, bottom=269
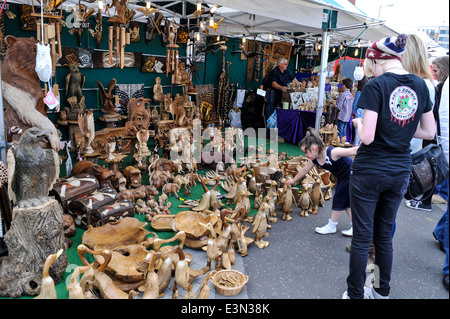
left=276, top=108, right=353, bottom=144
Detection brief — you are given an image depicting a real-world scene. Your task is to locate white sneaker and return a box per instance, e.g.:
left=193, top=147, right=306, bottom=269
left=315, top=222, right=337, bottom=234
left=342, top=226, right=353, bottom=237
left=372, top=288, right=389, bottom=299
left=342, top=287, right=374, bottom=299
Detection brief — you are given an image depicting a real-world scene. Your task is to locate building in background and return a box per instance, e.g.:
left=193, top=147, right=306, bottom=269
left=418, top=25, right=449, bottom=50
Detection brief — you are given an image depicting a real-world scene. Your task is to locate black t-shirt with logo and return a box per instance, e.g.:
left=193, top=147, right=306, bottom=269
left=352, top=72, right=433, bottom=174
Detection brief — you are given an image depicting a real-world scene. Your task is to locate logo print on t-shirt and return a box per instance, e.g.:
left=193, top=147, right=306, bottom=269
left=389, top=86, right=418, bottom=127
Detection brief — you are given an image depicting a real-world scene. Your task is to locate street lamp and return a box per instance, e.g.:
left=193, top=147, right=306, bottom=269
left=378, top=4, right=394, bottom=19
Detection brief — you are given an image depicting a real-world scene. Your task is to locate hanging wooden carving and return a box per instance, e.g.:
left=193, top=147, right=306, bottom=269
left=106, top=0, right=136, bottom=69
left=217, top=46, right=230, bottom=121
left=196, top=84, right=215, bottom=122
left=269, top=41, right=292, bottom=65
left=129, top=21, right=140, bottom=42
left=68, top=4, right=95, bottom=46
left=145, top=12, right=163, bottom=45
left=262, top=44, right=272, bottom=79
left=246, top=41, right=256, bottom=82
left=165, top=21, right=179, bottom=84
left=19, top=4, right=37, bottom=31
left=88, top=9, right=103, bottom=49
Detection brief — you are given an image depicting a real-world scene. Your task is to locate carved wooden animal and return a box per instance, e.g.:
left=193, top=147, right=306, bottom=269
left=300, top=184, right=311, bottom=217
left=199, top=222, right=222, bottom=271
left=141, top=252, right=161, bottom=299
left=123, top=166, right=142, bottom=188
left=186, top=172, right=200, bottom=187
left=235, top=189, right=251, bottom=222
left=95, top=79, right=118, bottom=117
left=65, top=62, right=85, bottom=103
left=162, top=183, right=180, bottom=197
left=173, top=246, right=190, bottom=290
left=309, top=175, right=323, bottom=215
left=193, top=177, right=224, bottom=211
left=71, top=161, right=116, bottom=189
left=150, top=158, right=179, bottom=173
left=173, top=174, right=189, bottom=190
left=149, top=169, right=173, bottom=188
left=77, top=244, right=134, bottom=299
left=252, top=202, right=271, bottom=249
left=7, top=127, right=61, bottom=208
left=248, top=169, right=257, bottom=194
left=125, top=97, right=151, bottom=136
left=34, top=249, right=64, bottom=299
left=67, top=265, right=93, bottom=299
left=2, top=36, right=61, bottom=150
left=279, top=181, right=297, bottom=221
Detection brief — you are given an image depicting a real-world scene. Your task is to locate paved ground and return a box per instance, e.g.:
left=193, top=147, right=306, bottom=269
left=181, top=197, right=448, bottom=300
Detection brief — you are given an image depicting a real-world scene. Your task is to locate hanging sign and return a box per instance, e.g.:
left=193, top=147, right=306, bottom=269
left=322, top=9, right=338, bottom=29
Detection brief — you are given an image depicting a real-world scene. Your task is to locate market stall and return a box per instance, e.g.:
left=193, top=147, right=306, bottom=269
left=0, top=0, right=398, bottom=300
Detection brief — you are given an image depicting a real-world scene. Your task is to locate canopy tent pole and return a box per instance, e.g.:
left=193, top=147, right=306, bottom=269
left=314, top=30, right=330, bottom=131
left=0, top=60, right=6, bottom=165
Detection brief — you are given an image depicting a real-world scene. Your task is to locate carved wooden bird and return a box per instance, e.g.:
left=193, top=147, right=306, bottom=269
left=7, top=127, right=61, bottom=208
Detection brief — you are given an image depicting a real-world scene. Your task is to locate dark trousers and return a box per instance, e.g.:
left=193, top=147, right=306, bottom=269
left=347, top=172, right=410, bottom=298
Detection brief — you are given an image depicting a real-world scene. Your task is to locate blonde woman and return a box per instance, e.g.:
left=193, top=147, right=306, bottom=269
left=402, top=34, right=436, bottom=155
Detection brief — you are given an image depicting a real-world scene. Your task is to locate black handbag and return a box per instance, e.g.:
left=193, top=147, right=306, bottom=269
left=405, top=143, right=449, bottom=201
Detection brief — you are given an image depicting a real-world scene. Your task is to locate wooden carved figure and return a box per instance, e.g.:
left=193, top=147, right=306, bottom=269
left=106, top=137, right=116, bottom=161
left=7, top=127, right=60, bottom=208
left=77, top=109, right=95, bottom=154
left=123, top=166, right=141, bottom=188
left=34, top=249, right=64, bottom=299
left=235, top=188, right=252, bottom=222
left=299, top=184, right=311, bottom=217
left=278, top=177, right=297, bottom=221
left=2, top=36, right=61, bottom=150
left=252, top=202, right=271, bottom=249
left=309, top=174, right=323, bottom=215
left=153, top=76, right=163, bottom=103
left=65, top=62, right=85, bottom=104
left=162, top=183, right=180, bottom=197
left=136, top=129, right=151, bottom=157
left=199, top=221, right=222, bottom=271
left=125, top=98, right=151, bottom=136
left=193, top=177, right=224, bottom=211
left=96, top=79, right=119, bottom=118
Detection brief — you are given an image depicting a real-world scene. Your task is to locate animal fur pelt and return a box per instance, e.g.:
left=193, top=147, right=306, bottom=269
left=1, top=36, right=61, bottom=150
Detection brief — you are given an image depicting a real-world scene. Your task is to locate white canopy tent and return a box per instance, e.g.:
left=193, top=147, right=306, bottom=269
left=4, top=0, right=398, bottom=44
left=0, top=0, right=401, bottom=161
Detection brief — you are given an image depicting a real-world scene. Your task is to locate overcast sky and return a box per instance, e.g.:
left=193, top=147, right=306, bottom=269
left=355, top=0, right=449, bottom=33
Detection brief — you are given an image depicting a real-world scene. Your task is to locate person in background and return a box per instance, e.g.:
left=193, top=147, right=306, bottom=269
left=336, top=78, right=354, bottom=140
left=405, top=55, right=449, bottom=211
left=431, top=56, right=449, bottom=206
left=285, top=127, right=357, bottom=236
left=268, top=58, right=299, bottom=109
left=433, top=78, right=449, bottom=291
left=352, top=76, right=369, bottom=146
left=343, top=34, right=435, bottom=299
left=402, top=34, right=436, bottom=154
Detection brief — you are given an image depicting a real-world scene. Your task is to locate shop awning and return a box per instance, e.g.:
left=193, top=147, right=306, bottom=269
left=5, top=0, right=400, bottom=46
